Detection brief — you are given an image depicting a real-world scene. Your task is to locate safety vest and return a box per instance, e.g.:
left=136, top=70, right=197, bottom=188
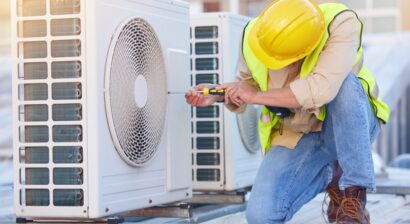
left=242, top=3, right=390, bottom=153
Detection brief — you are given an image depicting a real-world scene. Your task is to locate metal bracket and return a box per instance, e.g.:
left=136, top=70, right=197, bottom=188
left=117, top=190, right=250, bottom=221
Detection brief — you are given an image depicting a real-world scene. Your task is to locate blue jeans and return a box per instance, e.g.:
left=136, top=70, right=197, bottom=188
left=246, top=74, right=380, bottom=223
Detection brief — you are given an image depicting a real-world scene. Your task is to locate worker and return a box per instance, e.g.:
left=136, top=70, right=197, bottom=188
left=185, top=0, right=389, bottom=223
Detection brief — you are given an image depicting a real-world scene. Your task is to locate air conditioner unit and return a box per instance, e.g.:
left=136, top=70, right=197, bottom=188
left=11, top=0, right=191, bottom=219
left=190, top=13, right=262, bottom=191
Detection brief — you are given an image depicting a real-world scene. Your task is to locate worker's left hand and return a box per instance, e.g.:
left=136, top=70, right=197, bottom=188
left=218, top=81, right=258, bottom=106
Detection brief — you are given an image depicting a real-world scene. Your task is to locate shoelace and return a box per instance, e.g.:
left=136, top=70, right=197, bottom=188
left=336, top=197, right=370, bottom=224
left=322, top=187, right=341, bottom=224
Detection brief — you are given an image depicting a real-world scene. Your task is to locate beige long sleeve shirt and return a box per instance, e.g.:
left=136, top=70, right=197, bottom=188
left=228, top=11, right=361, bottom=149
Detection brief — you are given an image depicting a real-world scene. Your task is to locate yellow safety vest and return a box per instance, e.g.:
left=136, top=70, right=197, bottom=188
left=242, top=3, right=390, bottom=153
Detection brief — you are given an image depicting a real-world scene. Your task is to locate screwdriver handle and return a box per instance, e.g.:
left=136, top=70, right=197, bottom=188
left=203, top=88, right=226, bottom=96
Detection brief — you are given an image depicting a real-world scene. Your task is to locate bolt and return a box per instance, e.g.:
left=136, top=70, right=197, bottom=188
left=149, top=199, right=152, bottom=204
left=105, top=208, right=109, bottom=213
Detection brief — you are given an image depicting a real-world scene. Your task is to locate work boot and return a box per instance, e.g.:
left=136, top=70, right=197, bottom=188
left=326, top=161, right=343, bottom=223
left=336, top=186, right=370, bottom=224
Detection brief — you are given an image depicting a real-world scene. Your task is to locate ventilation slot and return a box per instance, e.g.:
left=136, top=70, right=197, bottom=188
left=20, top=147, right=49, bottom=164
left=195, top=26, right=218, bottom=39
left=196, top=106, right=219, bottom=118
left=53, top=146, right=82, bottom=163
left=195, top=42, right=218, bottom=55
left=197, top=153, right=220, bottom=165
left=53, top=168, right=83, bottom=185
left=195, top=73, right=218, bottom=85
left=20, top=42, right=47, bottom=59
left=19, top=83, right=48, bottom=101
left=196, top=121, right=219, bottom=134
left=52, top=83, right=82, bottom=100
left=195, top=58, right=218, bottom=71
left=17, top=0, right=46, bottom=17
left=51, top=40, right=81, bottom=58
left=25, top=168, right=49, bottom=185
left=50, top=0, right=80, bottom=15
left=52, top=104, right=82, bottom=121
left=51, top=19, right=81, bottom=36
left=18, top=20, right=47, bottom=37
left=53, top=189, right=83, bottom=206
left=20, top=126, right=49, bottom=143
left=53, top=125, right=82, bottom=142
left=196, top=137, right=220, bottom=150
left=52, top=61, right=81, bottom=79
left=197, top=169, right=220, bottom=181
left=19, top=62, right=48, bottom=80
left=23, top=189, right=49, bottom=206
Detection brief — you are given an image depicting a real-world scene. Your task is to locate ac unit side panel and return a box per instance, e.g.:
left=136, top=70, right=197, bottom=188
left=13, top=0, right=90, bottom=218
left=221, top=15, right=246, bottom=190
left=91, top=0, right=190, bottom=217
left=166, top=94, right=192, bottom=192
left=224, top=108, right=262, bottom=191
left=190, top=13, right=261, bottom=191
left=222, top=15, right=262, bottom=191
left=84, top=0, right=101, bottom=218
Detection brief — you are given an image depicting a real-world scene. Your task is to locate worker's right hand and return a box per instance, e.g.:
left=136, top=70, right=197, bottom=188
left=185, top=84, right=222, bottom=107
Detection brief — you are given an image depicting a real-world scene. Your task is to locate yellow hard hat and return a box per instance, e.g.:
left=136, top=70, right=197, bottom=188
left=249, top=0, right=325, bottom=69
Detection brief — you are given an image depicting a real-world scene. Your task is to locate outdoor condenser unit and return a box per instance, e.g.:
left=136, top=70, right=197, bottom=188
left=11, top=0, right=191, bottom=219
left=190, top=13, right=262, bottom=191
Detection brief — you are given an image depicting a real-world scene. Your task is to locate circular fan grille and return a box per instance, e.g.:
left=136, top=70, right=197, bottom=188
left=105, top=18, right=167, bottom=167
left=236, top=105, right=261, bottom=153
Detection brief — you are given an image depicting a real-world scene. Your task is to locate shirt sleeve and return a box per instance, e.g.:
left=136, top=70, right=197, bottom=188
left=289, top=11, right=361, bottom=110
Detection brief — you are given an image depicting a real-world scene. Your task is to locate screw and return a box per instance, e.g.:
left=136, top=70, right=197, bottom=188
left=105, top=208, right=109, bottom=213
left=149, top=199, right=153, bottom=204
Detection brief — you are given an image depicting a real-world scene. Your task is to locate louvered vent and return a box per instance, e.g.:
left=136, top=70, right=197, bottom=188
left=16, top=0, right=85, bottom=208
left=190, top=25, right=223, bottom=185
left=105, top=18, right=167, bottom=167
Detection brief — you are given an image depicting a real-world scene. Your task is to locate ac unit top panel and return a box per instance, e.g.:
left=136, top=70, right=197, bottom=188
left=190, top=12, right=251, bottom=22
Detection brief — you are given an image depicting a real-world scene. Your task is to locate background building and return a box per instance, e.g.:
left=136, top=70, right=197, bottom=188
left=0, top=0, right=11, bottom=55
left=1, top=0, right=409, bottom=53
left=187, top=0, right=410, bottom=33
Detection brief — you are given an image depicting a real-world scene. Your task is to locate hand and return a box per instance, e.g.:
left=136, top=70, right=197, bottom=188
left=185, top=83, right=222, bottom=107
left=219, top=81, right=258, bottom=106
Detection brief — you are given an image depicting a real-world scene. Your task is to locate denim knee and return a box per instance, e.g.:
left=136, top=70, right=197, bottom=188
left=327, top=73, right=366, bottom=114
left=246, top=198, right=287, bottom=224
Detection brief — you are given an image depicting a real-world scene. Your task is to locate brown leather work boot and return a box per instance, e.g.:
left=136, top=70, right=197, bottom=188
left=326, top=161, right=343, bottom=223
left=336, top=186, right=370, bottom=224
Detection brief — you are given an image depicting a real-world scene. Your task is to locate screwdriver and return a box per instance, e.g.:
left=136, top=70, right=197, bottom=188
left=192, top=88, right=226, bottom=96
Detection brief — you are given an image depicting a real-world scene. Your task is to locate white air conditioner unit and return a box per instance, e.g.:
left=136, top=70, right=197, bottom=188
left=11, top=0, right=191, bottom=219
left=190, top=13, right=262, bottom=191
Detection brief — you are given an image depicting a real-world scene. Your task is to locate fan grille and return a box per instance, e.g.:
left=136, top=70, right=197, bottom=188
left=236, top=105, right=260, bottom=153
left=106, top=18, right=167, bottom=166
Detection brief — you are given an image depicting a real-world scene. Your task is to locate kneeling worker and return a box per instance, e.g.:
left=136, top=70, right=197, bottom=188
left=185, top=0, right=389, bottom=223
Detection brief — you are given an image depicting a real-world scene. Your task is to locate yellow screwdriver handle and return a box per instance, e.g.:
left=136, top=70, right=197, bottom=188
left=203, top=88, right=226, bottom=96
